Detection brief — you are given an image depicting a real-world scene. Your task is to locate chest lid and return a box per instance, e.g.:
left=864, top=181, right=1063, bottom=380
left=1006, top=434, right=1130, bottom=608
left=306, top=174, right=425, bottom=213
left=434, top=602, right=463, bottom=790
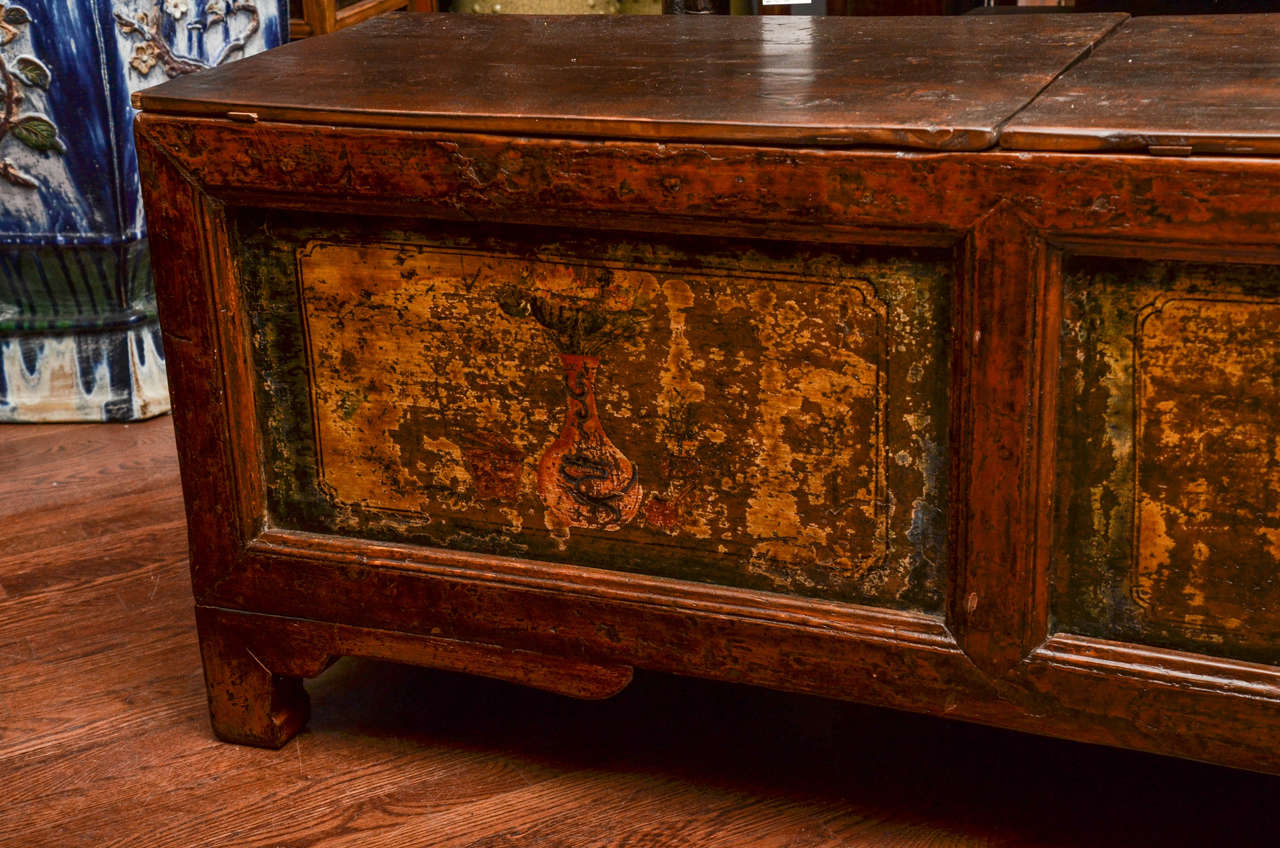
left=133, top=13, right=1125, bottom=152
left=1001, top=14, right=1280, bottom=156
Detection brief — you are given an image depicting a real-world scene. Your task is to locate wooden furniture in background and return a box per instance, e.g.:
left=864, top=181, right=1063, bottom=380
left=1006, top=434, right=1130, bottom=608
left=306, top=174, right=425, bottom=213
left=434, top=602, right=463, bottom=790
left=291, top=0, right=437, bottom=39
left=679, top=0, right=978, bottom=15
left=824, top=1, right=974, bottom=14
left=663, top=0, right=731, bottom=14
left=133, top=13, right=1280, bottom=774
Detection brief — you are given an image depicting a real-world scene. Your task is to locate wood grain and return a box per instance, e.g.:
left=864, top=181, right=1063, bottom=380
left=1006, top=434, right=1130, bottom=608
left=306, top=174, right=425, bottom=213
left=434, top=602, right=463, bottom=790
left=5, top=418, right=1280, bottom=847
left=950, top=205, right=1052, bottom=676
left=1001, top=14, right=1280, bottom=155
left=134, top=118, right=1280, bottom=248
left=132, top=13, right=1128, bottom=151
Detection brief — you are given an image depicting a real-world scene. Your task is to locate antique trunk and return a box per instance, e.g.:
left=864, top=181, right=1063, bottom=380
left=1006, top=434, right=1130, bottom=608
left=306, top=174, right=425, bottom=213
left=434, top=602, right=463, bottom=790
left=134, top=13, right=1280, bottom=773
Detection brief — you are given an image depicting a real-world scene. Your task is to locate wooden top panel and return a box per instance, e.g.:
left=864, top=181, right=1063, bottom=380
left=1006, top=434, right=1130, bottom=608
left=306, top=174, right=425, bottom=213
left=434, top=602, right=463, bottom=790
left=133, top=13, right=1126, bottom=151
left=1002, top=15, right=1280, bottom=155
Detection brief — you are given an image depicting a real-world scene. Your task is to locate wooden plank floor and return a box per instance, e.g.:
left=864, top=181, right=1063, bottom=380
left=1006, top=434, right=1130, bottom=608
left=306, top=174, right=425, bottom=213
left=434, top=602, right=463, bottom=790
left=2, top=417, right=1279, bottom=847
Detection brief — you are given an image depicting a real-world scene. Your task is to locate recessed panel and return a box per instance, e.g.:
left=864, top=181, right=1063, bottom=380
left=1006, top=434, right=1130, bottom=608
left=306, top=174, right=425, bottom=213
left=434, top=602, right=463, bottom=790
left=1055, top=258, right=1280, bottom=663
left=237, top=213, right=950, bottom=610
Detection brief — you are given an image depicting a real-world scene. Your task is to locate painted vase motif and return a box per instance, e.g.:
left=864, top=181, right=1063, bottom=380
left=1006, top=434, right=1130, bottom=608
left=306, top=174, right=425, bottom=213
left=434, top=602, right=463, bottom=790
left=496, top=275, right=648, bottom=532
left=539, top=353, right=642, bottom=530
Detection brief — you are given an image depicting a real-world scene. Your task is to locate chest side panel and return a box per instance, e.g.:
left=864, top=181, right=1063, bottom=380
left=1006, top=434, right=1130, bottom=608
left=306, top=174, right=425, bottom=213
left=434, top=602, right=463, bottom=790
left=236, top=212, right=952, bottom=611
left=1055, top=257, right=1280, bottom=664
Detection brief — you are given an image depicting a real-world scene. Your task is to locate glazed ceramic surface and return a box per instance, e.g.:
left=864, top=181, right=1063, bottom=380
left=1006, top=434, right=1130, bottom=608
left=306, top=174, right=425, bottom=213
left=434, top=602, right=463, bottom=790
left=0, top=0, right=286, bottom=421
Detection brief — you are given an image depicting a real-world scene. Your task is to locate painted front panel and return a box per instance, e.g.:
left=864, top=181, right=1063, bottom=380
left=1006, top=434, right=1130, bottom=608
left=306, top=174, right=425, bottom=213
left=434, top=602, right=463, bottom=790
left=1055, top=258, right=1280, bottom=664
left=239, top=213, right=951, bottom=610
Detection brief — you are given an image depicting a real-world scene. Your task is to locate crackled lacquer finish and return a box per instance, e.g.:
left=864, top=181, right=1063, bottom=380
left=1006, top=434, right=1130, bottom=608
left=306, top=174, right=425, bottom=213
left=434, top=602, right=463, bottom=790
left=1055, top=258, right=1280, bottom=664
left=238, top=213, right=951, bottom=609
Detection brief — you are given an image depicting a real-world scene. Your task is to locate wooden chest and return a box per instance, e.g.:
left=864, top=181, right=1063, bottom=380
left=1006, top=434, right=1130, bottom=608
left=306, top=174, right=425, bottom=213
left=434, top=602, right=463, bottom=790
left=135, top=13, right=1280, bottom=773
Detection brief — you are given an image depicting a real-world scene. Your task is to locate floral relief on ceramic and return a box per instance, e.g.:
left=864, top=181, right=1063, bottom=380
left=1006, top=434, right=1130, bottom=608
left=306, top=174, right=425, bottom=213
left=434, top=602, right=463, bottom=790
left=0, top=1, right=286, bottom=422
left=115, top=0, right=265, bottom=79
left=0, top=4, right=65, bottom=189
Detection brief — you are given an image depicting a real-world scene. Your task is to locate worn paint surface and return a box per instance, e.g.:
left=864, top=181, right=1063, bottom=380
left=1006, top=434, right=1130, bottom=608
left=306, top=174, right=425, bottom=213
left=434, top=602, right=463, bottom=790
left=1055, top=258, right=1280, bottom=663
left=238, top=212, right=950, bottom=609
